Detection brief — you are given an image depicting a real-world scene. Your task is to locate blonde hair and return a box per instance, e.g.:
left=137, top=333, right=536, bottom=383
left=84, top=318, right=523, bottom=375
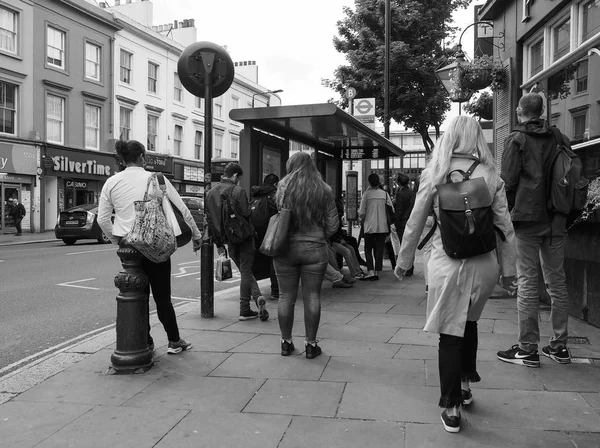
left=277, top=151, right=332, bottom=231
left=423, top=115, right=495, bottom=186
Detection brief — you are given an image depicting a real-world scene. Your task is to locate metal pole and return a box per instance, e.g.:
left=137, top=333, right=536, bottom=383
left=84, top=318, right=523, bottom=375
left=200, top=52, right=215, bottom=318
left=384, top=0, right=391, bottom=191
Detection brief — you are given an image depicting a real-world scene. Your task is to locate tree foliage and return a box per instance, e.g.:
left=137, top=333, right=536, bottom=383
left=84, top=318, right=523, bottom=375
left=324, top=0, right=471, bottom=152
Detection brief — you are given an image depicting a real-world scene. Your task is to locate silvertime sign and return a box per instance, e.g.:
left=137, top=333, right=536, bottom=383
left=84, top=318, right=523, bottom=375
left=52, top=156, right=111, bottom=176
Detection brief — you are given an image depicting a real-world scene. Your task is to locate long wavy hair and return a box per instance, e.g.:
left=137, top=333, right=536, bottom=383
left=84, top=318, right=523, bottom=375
left=422, top=115, right=495, bottom=187
left=277, top=151, right=332, bottom=231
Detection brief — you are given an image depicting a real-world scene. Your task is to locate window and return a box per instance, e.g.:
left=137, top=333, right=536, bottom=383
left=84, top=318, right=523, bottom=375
left=572, top=111, right=588, bottom=140
left=530, top=39, right=544, bottom=76
left=119, top=107, right=131, bottom=140
left=582, top=0, right=600, bottom=42
left=174, top=124, right=183, bottom=156
left=576, top=60, right=589, bottom=93
left=0, top=81, right=16, bottom=134
left=214, top=130, right=223, bottom=158
left=246, top=100, right=252, bottom=109
left=214, top=97, right=222, bottom=118
left=194, top=130, right=202, bottom=160
left=147, top=114, right=158, bottom=151
left=230, top=135, right=239, bottom=159
left=46, top=94, right=64, bottom=144
left=195, top=96, right=203, bottom=110
left=148, top=62, right=158, bottom=93
left=552, top=18, right=570, bottom=61
left=0, top=6, right=17, bottom=54
left=85, top=42, right=101, bottom=81
left=119, top=50, right=132, bottom=84
left=174, top=72, right=183, bottom=102
left=85, top=104, right=100, bottom=150
left=231, top=95, right=239, bottom=110
left=47, top=26, right=65, bottom=69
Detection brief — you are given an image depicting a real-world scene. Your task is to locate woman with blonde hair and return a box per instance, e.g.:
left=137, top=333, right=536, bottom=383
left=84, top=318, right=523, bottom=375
left=395, top=116, right=517, bottom=433
left=274, top=151, right=338, bottom=359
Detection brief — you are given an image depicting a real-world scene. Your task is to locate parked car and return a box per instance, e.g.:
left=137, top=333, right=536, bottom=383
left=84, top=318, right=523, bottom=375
left=55, top=203, right=111, bottom=245
left=180, top=196, right=204, bottom=229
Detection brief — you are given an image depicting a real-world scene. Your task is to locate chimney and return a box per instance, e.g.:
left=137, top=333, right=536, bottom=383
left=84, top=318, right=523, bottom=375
left=115, top=0, right=120, bottom=5
left=183, top=19, right=189, bottom=27
left=99, top=2, right=107, bottom=7
left=173, top=20, right=178, bottom=29
left=189, top=19, right=195, bottom=27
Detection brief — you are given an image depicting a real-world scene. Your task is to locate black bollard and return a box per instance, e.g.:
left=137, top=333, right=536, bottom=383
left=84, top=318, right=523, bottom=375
left=109, top=239, right=154, bottom=374
left=200, top=232, right=214, bottom=318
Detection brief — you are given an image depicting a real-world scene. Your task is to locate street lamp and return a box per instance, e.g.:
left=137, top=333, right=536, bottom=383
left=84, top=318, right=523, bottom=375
left=251, top=89, right=283, bottom=107
left=434, top=45, right=474, bottom=106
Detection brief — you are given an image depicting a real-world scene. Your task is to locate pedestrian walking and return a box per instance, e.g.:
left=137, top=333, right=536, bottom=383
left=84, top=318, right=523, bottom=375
left=393, top=173, right=416, bottom=275
left=250, top=173, right=280, bottom=300
left=205, top=162, right=269, bottom=321
left=497, top=92, right=573, bottom=367
left=274, top=151, right=338, bottom=359
left=9, top=198, right=26, bottom=236
left=98, top=140, right=199, bottom=354
left=395, top=116, right=517, bottom=433
left=359, top=173, right=394, bottom=281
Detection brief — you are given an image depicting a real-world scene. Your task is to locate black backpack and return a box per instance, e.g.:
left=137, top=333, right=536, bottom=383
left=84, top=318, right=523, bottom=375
left=419, top=161, right=504, bottom=259
left=220, top=185, right=254, bottom=244
left=250, top=194, right=278, bottom=239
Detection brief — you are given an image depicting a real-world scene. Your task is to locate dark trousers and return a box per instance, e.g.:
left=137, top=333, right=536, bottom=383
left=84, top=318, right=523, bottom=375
left=364, top=233, right=387, bottom=271
left=385, top=240, right=396, bottom=269
left=229, top=237, right=261, bottom=307
left=438, top=321, right=480, bottom=408
left=140, top=256, right=180, bottom=344
left=342, top=234, right=366, bottom=264
left=270, top=261, right=280, bottom=297
left=14, top=218, right=22, bottom=234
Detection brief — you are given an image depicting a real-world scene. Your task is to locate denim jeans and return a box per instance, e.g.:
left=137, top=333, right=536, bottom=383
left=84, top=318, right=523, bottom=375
left=140, top=256, right=180, bottom=343
left=274, top=241, right=328, bottom=342
left=516, top=231, right=570, bottom=352
left=228, top=238, right=262, bottom=309
left=270, top=261, right=280, bottom=297
left=364, top=233, right=387, bottom=271
left=332, top=241, right=361, bottom=277
left=438, top=321, right=480, bottom=408
left=323, top=263, right=344, bottom=283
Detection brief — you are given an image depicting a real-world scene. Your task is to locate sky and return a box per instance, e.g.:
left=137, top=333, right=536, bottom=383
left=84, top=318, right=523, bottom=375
left=151, top=0, right=483, bottom=125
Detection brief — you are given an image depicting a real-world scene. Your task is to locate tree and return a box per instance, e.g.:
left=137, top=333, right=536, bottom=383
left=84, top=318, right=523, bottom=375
left=324, top=0, right=471, bottom=152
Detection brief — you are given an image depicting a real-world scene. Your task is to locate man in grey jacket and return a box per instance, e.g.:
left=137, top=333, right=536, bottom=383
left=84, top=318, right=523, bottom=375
left=497, top=92, right=572, bottom=367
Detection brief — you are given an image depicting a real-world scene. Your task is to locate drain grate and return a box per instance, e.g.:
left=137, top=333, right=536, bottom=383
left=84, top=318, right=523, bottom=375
left=571, top=357, right=594, bottom=364
left=567, top=336, right=590, bottom=345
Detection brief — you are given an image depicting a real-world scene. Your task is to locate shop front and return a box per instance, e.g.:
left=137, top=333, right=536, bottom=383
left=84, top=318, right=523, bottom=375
left=43, top=146, right=118, bottom=231
left=144, top=152, right=174, bottom=178
left=0, top=141, right=38, bottom=234
left=174, top=159, right=204, bottom=198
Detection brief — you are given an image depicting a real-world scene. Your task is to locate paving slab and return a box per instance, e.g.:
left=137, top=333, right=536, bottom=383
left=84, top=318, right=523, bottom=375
left=291, top=310, right=361, bottom=325
left=316, top=322, right=399, bottom=342
left=388, top=329, right=438, bottom=346
left=582, top=392, right=600, bottom=411
left=0, top=393, right=15, bottom=405
left=319, top=338, right=401, bottom=358
left=65, top=348, right=116, bottom=374
left=35, top=405, right=189, bottom=448
left=321, top=302, right=394, bottom=313
left=349, top=312, right=425, bottom=329
left=222, top=319, right=288, bottom=335
left=386, top=304, right=427, bottom=315
left=477, top=332, right=521, bottom=351
left=476, top=318, right=495, bottom=333
left=531, top=362, right=600, bottom=392
left=122, top=376, right=265, bottom=412
left=404, top=423, right=575, bottom=447
left=321, top=356, right=426, bottom=386
left=569, top=432, right=600, bottom=448
left=279, top=416, right=405, bottom=448
left=0, top=401, right=92, bottom=448
left=154, top=412, right=291, bottom=448
left=393, top=344, right=438, bottom=360
left=180, top=330, right=257, bottom=352
left=229, top=334, right=298, bottom=355
left=209, top=353, right=327, bottom=381
left=337, top=383, right=440, bottom=423
left=466, top=389, right=600, bottom=431
left=370, top=295, right=425, bottom=306
left=425, top=360, right=544, bottom=390
left=243, top=378, right=344, bottom=417
left=324, top=294, right=377, bottom=303
left=176, top=313, right=240, bottom=331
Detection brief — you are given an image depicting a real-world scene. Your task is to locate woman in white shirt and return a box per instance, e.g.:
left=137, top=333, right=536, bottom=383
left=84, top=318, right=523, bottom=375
left=98, top=140, right=201, bottom=355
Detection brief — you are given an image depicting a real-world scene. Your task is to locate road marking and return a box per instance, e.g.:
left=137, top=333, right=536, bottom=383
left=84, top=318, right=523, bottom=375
left=0, top=260, right=4, bottom=263
left=66, top=248, right=116, bottom=256
left=171, top=296, right=200, bottom=302
left=56, top=278, right=101, bottom=290
left=177, top=261, right=199, bottom=266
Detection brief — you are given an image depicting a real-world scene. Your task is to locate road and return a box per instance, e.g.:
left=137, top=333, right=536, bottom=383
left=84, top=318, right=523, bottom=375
left=0, top=240, right=244, bottom=374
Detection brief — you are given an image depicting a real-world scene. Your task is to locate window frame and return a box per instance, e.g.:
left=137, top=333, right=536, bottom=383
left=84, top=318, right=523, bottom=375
left=173, top=72, right=183, bottom=102
left=575, top=58, right=589, bottom=93
left=46, top=24, right=66, bottom=71
left=230, top=134, right=239, bottom=159
left=173, top=124, right=183, bottom=156
left=551, top=16, right=571, bottom=62
left=0, top=80, right=17, bottom=135
left=84, top=41, right=101, bottom=83
left=571, top=108, right=588, bottom=140
left=214, top=130, right=223, bottom=158
left=148, top=61, right=159, bottom=94
left=194, top=130, right=203, bottom=160
left=147, top=113, right=159, bottom=152
left=580, top=0, right=600, bottom=43
left=195, top=96, right=203, bottom=111
left=119, top=106, right=132, bottom=141
left=0, top=4, right=18, bottom=56
left=84, top=103, right=101, bottom=150
left=46, top=93, right=65, bottom=144
left=214, top=96, right=222, bottom=118
left=119, top=49, right=133, bottom=85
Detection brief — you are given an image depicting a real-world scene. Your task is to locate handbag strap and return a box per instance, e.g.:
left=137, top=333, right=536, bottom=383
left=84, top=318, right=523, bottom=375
left=143, top=174, right=157, bottom=201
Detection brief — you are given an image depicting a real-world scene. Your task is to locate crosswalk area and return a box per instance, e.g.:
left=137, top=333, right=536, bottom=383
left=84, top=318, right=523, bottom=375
left=171, top=260, right=241, bottom=283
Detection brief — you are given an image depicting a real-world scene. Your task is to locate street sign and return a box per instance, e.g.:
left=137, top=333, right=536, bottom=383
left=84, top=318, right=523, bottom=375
left=346, top=87, right=357, bottom=100
left=352, top=98, right=376, bottom=130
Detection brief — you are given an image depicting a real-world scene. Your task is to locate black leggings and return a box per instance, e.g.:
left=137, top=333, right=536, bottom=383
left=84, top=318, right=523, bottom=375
left=364, top=233, right=387, bottom=271
left=438, top=321, right=481, bottom=408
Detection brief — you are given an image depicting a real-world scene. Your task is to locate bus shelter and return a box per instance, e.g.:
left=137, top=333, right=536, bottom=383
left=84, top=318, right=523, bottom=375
left=229, top=103, right=405, bottom=197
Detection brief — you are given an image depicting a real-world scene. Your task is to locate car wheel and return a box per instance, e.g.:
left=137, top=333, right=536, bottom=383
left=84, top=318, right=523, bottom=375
left=62, top=238, right=77, bottom=245
left=98, top=232, right=111, bottom=244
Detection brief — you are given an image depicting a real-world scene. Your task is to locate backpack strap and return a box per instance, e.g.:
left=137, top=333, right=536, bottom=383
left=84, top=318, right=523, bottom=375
left=445, top=160, right=480, bottom=183
left=417, top=212, right=438, bottom=250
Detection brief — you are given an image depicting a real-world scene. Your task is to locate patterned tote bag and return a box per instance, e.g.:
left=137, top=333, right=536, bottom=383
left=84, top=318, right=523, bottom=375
left=126, top=174, right=177, bottom=263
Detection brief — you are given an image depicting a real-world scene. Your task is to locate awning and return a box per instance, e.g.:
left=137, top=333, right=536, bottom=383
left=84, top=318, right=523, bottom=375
left=229, top=103, right=404, bottom=160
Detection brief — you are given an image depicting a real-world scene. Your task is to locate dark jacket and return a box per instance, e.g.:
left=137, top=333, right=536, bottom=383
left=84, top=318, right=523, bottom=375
left=205, top=179, right=252, bottom=247
left=501, top=118, right=570, bottom=224
left=393, top=186, right=415, bottom=231
left=9, top=203, right=25, bottom=220
left=249, top=184, right=277, bottom=240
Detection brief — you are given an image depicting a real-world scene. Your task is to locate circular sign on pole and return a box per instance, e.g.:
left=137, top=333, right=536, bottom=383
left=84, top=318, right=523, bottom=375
left=346, top=87, right=357, bottom=100
left=177, top=41, right=234, bottom=98
left=355, top=99, right=374, bottom=115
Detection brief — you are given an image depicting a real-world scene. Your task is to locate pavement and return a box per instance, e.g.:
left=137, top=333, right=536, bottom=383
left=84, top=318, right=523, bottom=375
left=1, top=244, right=600, bottom=447
left=0, top=230, right=59, bottom=247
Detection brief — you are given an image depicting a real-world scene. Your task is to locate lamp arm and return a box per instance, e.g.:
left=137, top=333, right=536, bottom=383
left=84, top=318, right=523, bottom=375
left=458, top=21, right=494, bottom=47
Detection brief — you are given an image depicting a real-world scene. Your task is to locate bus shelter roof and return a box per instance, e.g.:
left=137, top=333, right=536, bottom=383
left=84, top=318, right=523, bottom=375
left=229, top=103, right=404, bottom=160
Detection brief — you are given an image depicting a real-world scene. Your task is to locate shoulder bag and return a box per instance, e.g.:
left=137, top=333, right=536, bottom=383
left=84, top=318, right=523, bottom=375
left=157, top=173, right=192, bottom=247
left=259, top=208, right=291, bottom=257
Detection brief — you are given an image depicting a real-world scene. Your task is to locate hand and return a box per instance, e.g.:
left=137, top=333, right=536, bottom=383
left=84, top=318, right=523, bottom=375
left=394, top=265, right=406, bottom=282
left=500, top=275, right=518, bottom=296
left=216, top=246, right=226, bottom=258
left=192, top=238, right=201, bottom=253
